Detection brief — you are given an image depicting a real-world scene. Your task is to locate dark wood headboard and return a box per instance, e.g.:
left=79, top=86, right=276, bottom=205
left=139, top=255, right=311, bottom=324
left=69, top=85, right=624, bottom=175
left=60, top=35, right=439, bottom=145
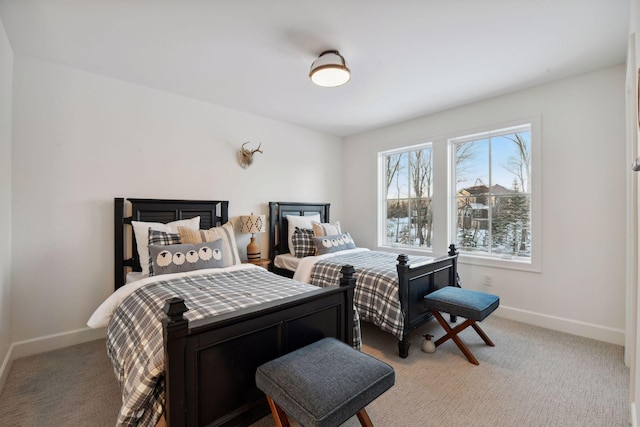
left=268, top=202, right=330, bottom=276
left=114, top=198, right=229, bottom=290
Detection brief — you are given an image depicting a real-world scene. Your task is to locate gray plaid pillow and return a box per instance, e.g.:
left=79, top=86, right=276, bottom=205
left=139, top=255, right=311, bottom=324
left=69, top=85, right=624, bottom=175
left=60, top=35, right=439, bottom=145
left=292, top=227, right=315, bottom=258
left=148, top=228, right=181, bottom=275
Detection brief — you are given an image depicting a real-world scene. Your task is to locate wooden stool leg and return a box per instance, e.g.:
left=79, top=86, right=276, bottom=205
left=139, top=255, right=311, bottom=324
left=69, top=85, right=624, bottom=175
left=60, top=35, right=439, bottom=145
left=356, top=408, right=374, bottom=427
left=266, top=395, right=292, bottom=427
left=471, top=322, right=495, bottom=346
left=450, top=331, right=479, bottom=365
left=430, top=311, right=480, bottom=365
left=431, top=311, right=474, bottom=346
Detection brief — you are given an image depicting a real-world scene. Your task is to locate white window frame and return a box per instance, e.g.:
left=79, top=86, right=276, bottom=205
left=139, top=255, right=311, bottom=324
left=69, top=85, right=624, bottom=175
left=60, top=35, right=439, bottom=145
left=376, top=117, right=541, bottom=272
left=448, top=118, right=541, bottom=272
left=377, top=142, right=434, bottom=251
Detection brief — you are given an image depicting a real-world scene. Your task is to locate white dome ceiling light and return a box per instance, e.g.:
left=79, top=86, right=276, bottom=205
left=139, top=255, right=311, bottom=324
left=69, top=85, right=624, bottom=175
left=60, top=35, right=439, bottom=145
left=309, top=50, right=351, bottom=87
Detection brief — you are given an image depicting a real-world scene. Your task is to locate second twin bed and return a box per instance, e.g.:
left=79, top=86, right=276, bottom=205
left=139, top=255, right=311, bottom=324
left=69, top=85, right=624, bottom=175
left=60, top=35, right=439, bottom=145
left=268, top=201, right=459, bottom=358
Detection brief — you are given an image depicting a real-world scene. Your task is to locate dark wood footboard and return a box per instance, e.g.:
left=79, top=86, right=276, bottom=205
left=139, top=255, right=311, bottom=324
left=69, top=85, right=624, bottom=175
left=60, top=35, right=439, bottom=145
left=396, top=245, right=459, bottom=358
left=162, top=267, right=356, bottom=427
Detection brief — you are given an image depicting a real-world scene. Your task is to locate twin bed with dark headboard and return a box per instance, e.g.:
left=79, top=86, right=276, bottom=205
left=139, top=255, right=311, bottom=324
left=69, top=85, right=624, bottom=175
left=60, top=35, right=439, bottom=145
left=114, top=198, right=230, bottom=290
left=96, top=198, right=356, bottom=427
left=268, top=201, right=460, bottom=359
left=268, top=201, right=331, bottom=278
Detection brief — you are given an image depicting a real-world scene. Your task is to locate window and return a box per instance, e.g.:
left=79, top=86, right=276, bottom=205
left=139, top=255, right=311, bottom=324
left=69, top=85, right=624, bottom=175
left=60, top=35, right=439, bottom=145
left=451, top=124, right=532, bottom=261
left=378, top=118, right=540, bottom=271
left=380, top=143, right=433, bottom=249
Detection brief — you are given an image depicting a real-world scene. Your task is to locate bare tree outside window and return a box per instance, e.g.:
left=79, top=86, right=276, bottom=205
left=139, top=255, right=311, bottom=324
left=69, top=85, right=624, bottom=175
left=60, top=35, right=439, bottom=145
left=409, top=149, right=433, bottom=246
left=382, top=144, right=432, bottom=249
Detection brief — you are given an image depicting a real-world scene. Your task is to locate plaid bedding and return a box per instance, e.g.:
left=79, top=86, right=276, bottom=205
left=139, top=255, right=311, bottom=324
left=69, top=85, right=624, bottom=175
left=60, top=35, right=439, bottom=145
left=310, top=251, right=431, bottom=341
left=106, top=268, right=353, bottom=427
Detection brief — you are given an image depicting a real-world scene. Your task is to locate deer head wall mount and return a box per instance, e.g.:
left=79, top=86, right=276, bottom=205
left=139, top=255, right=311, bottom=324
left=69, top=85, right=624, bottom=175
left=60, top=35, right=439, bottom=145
left=238, top=141, right=263, bottom=169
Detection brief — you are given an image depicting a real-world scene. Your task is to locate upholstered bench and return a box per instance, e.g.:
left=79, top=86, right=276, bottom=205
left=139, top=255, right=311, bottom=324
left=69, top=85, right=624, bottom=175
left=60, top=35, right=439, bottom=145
left=255, top=337, right=395, bottom=427
left=423, top=286, right=500, bottom=365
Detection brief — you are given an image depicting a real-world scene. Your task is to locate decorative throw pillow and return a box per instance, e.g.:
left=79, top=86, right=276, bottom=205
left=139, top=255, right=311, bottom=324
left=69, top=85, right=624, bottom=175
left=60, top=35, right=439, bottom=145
left=313, top=232, right=357, bottom=255
left=147, top=229, right=181, bottom=276
left=177, top=221, right=241, bottom=267
left=132, top=216, right=200, bottom=276
left=291, top=227, right=315, bottom=258
left=287, top=214, right=321, bottom=256
left=149, top=240, right=225, bottom=276
left=312, top=221, right=342, bottom=237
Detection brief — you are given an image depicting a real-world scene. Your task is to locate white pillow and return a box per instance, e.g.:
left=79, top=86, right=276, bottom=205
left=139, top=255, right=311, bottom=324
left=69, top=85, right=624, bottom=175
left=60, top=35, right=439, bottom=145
left=132, top=216, right=200, bottom=276
left=287, top=214, right=321, bottom=255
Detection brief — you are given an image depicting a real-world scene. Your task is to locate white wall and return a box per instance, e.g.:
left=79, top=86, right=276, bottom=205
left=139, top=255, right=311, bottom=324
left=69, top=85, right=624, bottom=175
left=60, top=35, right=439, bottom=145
left=9, top=55, right=344, bottom=353
left=344, top=66, right=627, bottom=345
left=0, top=17, right=13, bottom=385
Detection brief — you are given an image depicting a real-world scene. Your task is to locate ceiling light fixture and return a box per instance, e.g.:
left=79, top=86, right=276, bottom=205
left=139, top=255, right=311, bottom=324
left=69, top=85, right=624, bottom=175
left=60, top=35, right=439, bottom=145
left=309, top=50, right=351, bottom=87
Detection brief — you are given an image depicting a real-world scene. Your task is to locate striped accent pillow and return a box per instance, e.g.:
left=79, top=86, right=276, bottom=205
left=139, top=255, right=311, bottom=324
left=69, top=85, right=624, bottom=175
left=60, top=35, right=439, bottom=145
left=177, top=221, right=241, bottom=267
left=177, top=227, right=209, bottom=244
left=312, top=221, right=341, bottom=237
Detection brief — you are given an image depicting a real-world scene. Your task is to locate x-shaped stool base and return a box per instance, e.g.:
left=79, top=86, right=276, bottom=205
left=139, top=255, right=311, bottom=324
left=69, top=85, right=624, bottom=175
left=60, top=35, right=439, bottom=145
left=430, top=310, right=495, bottom=365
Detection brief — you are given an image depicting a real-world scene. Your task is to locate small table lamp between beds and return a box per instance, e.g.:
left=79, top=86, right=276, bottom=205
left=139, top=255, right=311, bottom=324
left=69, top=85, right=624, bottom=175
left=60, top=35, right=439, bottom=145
left=240, top=213, right=266, bottom=264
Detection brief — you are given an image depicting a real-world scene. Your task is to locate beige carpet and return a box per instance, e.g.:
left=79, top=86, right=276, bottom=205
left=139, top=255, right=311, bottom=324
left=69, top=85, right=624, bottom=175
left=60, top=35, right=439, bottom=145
left=0, top=316, right=630, bottom=427
left=0, top=338, right=121, bottom=426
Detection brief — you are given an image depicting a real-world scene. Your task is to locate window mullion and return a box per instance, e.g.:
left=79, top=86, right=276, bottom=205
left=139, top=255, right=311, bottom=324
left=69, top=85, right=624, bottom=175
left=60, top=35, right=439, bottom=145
left=487, top=136, right=493, bottom=254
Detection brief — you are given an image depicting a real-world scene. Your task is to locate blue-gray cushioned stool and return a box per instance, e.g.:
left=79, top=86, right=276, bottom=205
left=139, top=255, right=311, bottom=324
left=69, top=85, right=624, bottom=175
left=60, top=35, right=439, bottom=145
left=423, top=286, right=500, bottom=365
left=255, top=337, right=395, bottom=427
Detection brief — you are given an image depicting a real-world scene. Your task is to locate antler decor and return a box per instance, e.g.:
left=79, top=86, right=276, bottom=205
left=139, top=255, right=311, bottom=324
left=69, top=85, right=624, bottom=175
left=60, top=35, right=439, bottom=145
left=238, top=141, right=263, bottom=169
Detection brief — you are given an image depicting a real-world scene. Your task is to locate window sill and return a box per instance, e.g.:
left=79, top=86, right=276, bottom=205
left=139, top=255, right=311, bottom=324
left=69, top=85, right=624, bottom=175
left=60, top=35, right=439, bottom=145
left=458, top=252, right=541, bottom=273
left=377, top=245, right=437, bottom=259
left=377, top=245, right=541, bottom=273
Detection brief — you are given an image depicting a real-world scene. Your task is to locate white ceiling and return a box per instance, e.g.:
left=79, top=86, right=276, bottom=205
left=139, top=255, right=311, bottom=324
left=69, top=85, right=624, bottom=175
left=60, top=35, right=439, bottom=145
left=0, top=0, right=630, bottom=137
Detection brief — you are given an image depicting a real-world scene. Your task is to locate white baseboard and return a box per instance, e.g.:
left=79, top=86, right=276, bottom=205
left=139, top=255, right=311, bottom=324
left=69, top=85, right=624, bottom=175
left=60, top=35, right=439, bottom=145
left=0, top=345, right=12, bottom=396
left=495, top=305, right=625, bottom=346
left=0, top=326, right=106, bottom=395
left=10, top=326, right=107, bottom=360
left=631, top=402, right=637, bottom=427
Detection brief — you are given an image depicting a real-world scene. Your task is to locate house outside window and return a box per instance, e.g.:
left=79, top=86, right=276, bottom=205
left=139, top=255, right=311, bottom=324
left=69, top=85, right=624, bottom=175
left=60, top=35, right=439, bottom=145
left=378, top=118, right=540, bottom=272
left=451, top=124, right=532, bottom=260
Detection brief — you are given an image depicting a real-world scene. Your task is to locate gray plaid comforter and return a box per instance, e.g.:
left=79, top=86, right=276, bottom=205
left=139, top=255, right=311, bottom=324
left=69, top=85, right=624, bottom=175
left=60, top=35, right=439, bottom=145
left=310, top=251, right=431, bottom=341
left=107, top=268, right=332, bottom=427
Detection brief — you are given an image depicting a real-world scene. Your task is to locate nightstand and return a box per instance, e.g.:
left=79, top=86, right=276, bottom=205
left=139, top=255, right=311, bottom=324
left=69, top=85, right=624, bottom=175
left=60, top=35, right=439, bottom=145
left=244, top=259, right=271, bottom=269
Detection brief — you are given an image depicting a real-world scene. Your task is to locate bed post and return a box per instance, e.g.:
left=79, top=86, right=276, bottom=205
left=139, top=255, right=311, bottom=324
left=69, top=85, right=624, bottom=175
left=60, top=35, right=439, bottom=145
left=448, top=244, right=460, bottom=323
left=268, top=202, right=278, bottom=271
left=163, top=297, right=189, bottom=427
left=448, top=244, right=459, bottom=287
left=339, top=265, right=356, bottom=346
left=114, top=198, right=126, bottom=290
left=396, top=254, right=411, bottom=358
